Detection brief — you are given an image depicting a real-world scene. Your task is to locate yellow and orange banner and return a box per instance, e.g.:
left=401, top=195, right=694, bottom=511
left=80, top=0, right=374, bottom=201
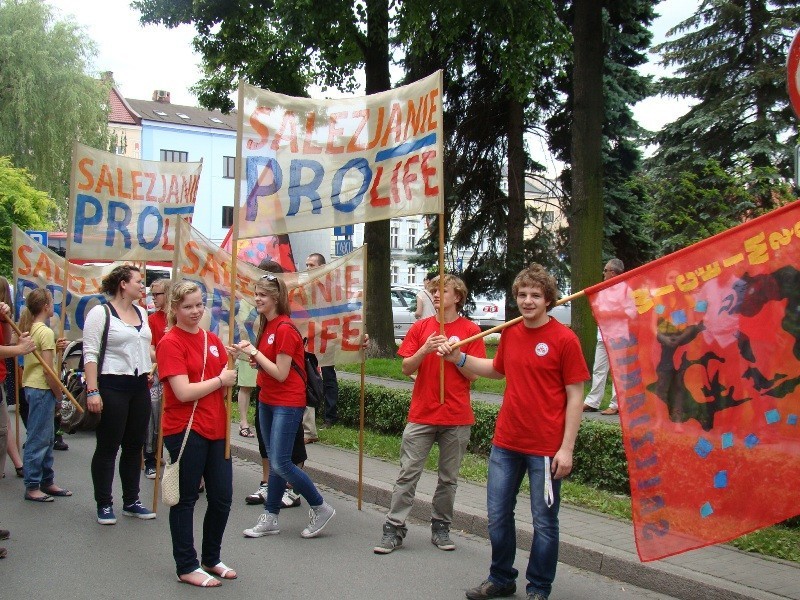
left=67, top=142, right=202, bottom=261
left=174, top=219, right=364, bottom=366
left=586, top=200, right=800, bottom=561
left=236, top=71, right=444, bottom=237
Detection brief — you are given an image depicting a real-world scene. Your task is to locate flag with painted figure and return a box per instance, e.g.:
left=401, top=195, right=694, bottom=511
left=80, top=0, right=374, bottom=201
left=12, top=226, right=122, bottom=340
left=235, top=71, right=444, bottom=237
left=173, top=218, right=364, bottom=366
left=586, top=200, right=800, bottom=562
left=67, top=142, right=202, bottom=261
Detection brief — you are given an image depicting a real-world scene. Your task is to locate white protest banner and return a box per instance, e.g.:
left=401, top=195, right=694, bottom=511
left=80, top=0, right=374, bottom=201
left=174, top=219, right=364, bottom=366
left=12, top=226, right=121, bottom=340
left=236, top=71, right=444, bottom=236
left=67, top=142, right=202, bottom=261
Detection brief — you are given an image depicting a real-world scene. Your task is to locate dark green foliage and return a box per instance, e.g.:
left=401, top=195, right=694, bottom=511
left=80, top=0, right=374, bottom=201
left=571, top=419, right=629, bottom=494
left=337, top=380, right=629, bottom=493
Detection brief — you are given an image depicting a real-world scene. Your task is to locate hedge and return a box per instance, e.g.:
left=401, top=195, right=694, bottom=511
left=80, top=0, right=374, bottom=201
left=337, top=379, right=630, bottom=495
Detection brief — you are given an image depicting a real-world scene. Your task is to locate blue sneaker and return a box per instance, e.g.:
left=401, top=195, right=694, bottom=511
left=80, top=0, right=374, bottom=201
left=97, top=505, right=117, bottom=525
left=122, top=500, right=156, bottom=520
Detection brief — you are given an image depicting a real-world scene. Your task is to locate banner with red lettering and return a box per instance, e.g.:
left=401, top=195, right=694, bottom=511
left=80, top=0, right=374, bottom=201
left=219, top=227, right=296, bottom=273
left=67, top=142, right=202, bottom=261
left=12, top=226, right=121, bottom=340
left=586, top=201, right=800, bottom=561
left=236, top=71, right=444, bottom=237
left=174, top=219, right=364, bottom=366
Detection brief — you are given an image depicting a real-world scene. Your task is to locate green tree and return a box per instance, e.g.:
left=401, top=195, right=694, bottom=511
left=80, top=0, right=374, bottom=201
left=136, top=0, right=397, bottom=356
left=0, top=156, right=56, bottom=275
left=650, top=0, right=800, bottom=208
left=400, top=1, right=571, bottom=315
left=0, top=0, right=110, bottom=217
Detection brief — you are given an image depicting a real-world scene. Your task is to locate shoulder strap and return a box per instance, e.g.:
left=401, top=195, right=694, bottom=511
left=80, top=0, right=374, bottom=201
left=276, top=321, right=307, bottom=383
left=97, top=304, right=111, bottom=372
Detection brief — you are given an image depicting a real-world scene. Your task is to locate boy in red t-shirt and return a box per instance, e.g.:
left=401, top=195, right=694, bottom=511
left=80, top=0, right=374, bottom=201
left=374, top=274, right=486, bottom=555
left=438, top=264, right=589, bottom=600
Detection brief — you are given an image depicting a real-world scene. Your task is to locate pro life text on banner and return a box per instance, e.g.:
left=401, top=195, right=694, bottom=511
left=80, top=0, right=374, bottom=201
left=13, top=226, right=120, bottom=340
left=237, top=71, right=444, bottom=236
left=586, top=201, right=800, bottom=562
left=67, top=142, right=202, bottom=261
left=174, top=219, right=364, bottom=366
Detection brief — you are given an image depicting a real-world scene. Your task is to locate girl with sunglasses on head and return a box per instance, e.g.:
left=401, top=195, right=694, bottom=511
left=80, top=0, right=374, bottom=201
left=233, top=273, right=336, bottom=540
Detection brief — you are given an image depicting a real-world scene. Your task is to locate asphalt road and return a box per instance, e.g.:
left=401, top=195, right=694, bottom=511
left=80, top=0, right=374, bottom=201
left=0, top=427, right=674, bottom=600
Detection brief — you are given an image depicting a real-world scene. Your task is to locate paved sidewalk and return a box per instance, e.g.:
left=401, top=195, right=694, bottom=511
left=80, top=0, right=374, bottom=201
left=233, top=374, right=800, bottom=600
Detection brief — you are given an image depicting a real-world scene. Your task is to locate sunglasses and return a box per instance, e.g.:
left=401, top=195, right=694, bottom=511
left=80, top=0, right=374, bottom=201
left=260, top=274, right=278, bottom=281
left=152, top=292, right=165, bottom=297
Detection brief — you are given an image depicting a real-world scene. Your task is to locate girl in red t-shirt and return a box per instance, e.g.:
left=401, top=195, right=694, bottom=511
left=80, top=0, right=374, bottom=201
left=232, top=274, right=335, bottom=540
left=156, top=280, right=237, bottom=588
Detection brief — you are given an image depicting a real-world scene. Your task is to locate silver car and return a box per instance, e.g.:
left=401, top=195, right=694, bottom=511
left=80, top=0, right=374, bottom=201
left=391, top=285, right=419, bottom=339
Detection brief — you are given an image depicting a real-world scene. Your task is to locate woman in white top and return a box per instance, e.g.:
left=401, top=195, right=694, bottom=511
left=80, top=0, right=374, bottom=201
left=84, top=265, right=154, bottom=525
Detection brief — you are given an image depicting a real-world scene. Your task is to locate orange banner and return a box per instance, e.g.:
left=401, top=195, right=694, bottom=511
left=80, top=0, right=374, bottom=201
left=587, top=200, right=800, bottom=561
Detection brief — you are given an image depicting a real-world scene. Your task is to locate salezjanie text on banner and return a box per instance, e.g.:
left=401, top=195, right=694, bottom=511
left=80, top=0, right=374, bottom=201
left=236, top=71, right=444, bottom=237
left=67, top=142, right=202, bottom=261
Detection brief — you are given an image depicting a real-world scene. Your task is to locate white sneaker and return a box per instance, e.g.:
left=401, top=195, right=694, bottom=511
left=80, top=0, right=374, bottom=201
left=245, top=482, right=268, bottom=505
left=243, top=512, right=280, bottom=538
left=301, top=502, right=335, bottom=538
left=281, top=489, right=301, bottom=508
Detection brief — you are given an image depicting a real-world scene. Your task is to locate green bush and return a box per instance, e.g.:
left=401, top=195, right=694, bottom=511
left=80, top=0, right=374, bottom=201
left=338, top=380, right=630, bottom=494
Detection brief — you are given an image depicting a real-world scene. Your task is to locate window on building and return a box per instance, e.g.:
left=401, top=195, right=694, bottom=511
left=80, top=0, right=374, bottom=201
left=408, top=266, right=416, bottom=285
left=390, top=226, right=400, bottom=249
left=223, top=156, right=236, bottom=179
left=222, top=206, right=233, bottom=228
left=391, top=265, right=399, bottom=284
left=408, top=227, right=417, bottom=249
left=542, top=211, right=555, bottom=225
left=160, top=149, right=188, bottom=162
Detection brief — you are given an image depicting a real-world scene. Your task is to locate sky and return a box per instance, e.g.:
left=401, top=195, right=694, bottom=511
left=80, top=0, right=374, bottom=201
left=50, top=0, right=698, bottom=132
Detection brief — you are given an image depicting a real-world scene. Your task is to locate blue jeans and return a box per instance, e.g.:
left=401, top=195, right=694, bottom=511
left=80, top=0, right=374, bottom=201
left=22, top=387, right=56, bottom=491
left=163, top=430, right=232, bottom=576
left=486, top=445, right=561, bottom=598
left=258, top=403, right=323, bottom=513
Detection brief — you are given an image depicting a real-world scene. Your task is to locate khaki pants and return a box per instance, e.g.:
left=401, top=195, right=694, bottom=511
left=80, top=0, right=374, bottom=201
left=387, top=422, right=471, bottom=527
left=302, top=406, right=317, bottom=440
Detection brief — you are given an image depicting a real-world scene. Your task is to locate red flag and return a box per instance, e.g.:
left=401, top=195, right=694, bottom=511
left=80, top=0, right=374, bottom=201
left=220, top=228, right=296, bottom=272
left=586, top=200, right=800, bottom=562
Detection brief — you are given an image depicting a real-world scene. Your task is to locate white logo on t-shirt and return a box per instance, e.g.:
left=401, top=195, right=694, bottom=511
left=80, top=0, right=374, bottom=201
left=209, top=345, right=220, bottom=358
left=448, top=335, right=461, bottom=344
left=535, top=342, right=549, bottom=357
left=268, top=334, right=275, bottom=345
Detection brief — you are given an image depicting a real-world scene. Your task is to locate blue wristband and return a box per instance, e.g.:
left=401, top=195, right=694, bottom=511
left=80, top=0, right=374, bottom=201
left=457, top=353, right=468, bottom=368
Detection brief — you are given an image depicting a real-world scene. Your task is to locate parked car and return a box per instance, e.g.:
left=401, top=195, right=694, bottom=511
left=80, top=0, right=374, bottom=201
left=467, top=292, right=572, bottom=330
left=391, top=285, right=419, bottom=339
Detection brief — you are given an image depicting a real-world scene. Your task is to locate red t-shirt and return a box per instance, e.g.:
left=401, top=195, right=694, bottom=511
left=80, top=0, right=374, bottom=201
left=398, top=316, right=486, bottom=426
left=255, top=315, right=306, bottom=407
left=148, top=310, right=168, bottom=348
left=157, top=327, right=229, bottom=440
left=0, top=326, right=7, bottom=382
left=492, top=317, right=589, bottom=455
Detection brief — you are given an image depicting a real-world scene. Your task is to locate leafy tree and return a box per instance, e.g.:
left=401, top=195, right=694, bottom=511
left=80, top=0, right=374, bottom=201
left=0, top=156, right=56, bottom=275
left=650, top=0, right=800, bottom=209
left=136, top=0, right=398, bottom=356
left=400, top=0, right=571, bottom=317
left=645, top=158, right=794, bottom=254
left=0, top=0, right=110, bottom=217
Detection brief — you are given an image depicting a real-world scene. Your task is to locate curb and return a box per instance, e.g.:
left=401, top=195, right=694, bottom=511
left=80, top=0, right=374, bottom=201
left=230, top=440, right=785, bottom=600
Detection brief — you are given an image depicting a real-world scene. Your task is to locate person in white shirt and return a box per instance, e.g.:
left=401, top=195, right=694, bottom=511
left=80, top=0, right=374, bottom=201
left=84, top=265, right=155, bottom=525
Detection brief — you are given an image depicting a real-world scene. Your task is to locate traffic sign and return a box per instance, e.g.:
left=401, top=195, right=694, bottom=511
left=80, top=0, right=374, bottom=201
left=788, top=29, right=800, bottom=119
left=333, top=225, right=354, bottom=237
left=335, top=239, right=353, bottom=256
left=26, top=230, right=48, bottom=246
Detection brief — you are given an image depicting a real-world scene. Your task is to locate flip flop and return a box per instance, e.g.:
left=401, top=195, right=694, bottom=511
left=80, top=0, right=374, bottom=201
left=15, top=466, right=23, bottom=478
left=178, top=567, right=221, bottom=587
left=202, top=562, right=238, bottom=580
left=238, top=426, right=255, bottom=438
left=41, top=487, right=72, bottom=497
left=24, top=492, right=54, bottom=503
